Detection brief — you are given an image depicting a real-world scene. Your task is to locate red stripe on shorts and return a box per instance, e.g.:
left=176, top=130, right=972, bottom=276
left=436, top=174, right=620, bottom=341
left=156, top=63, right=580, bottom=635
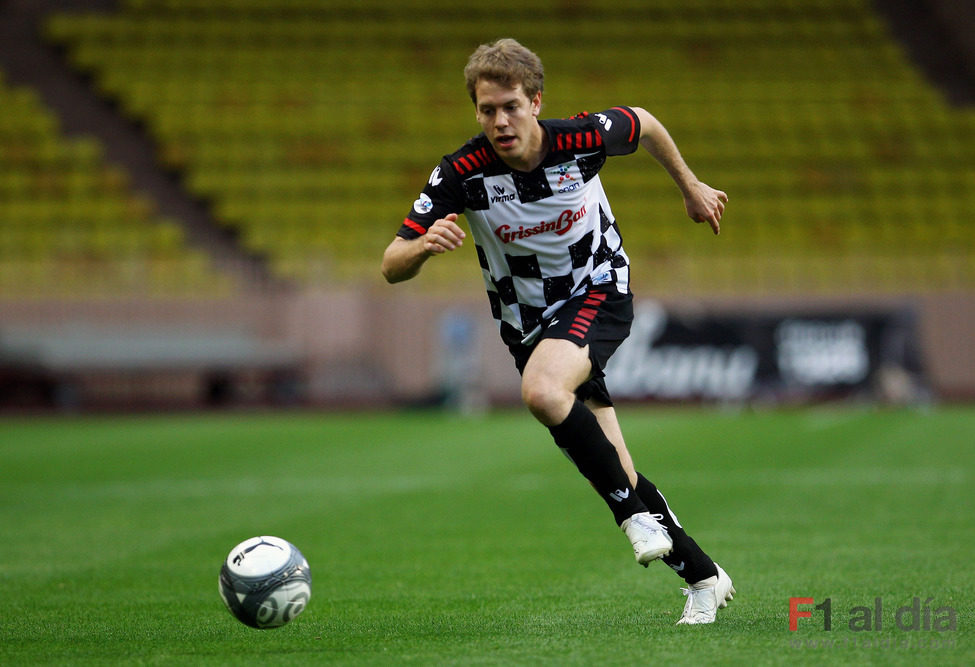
left=565, top=290, right=607, bottom=340
left=576, top=307, right=598, bottom=322
left=584, top=291, right=607, bottom=304
left=569, top=326, right=587, bottom=339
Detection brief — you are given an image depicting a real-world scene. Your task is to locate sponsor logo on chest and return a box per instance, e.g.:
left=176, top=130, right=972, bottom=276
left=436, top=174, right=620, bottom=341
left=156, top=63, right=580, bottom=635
left=490, top=185, right=517, bottom=204
left=549, top=163, right=581, bottom=193
left=493, top=203, right=587, bottom=244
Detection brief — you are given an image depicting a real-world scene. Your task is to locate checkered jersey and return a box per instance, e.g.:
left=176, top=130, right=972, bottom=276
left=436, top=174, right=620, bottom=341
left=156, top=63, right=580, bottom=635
left=398, top=106, right=641, bottom=346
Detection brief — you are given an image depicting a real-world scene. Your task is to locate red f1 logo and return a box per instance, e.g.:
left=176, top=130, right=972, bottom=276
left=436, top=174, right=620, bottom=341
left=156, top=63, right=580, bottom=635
left=789, top=597, right=815, bottom=631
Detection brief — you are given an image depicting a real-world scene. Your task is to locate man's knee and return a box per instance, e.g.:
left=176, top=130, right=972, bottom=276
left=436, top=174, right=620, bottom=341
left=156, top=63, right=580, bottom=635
left=521, top=374, right=557, bottom=421
left=520, top=338, right=591, bottom=425
left=521, top=372, right=573, bottom=425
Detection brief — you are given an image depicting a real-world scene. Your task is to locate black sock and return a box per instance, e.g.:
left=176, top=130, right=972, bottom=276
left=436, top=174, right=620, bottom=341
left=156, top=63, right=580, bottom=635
left=635, top=473, right=718, bottom=584
left=548, top=400, right=647, bottom=525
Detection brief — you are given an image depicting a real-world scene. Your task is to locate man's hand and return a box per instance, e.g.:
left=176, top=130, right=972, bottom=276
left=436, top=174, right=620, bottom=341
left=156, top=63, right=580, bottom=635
left=422, top=213, right=466, bottom=255
left=631, top=108, right=728, bottom=236
left=684, top=182, right=728, bottom=235
left=382, top=213, right=466, bottom=283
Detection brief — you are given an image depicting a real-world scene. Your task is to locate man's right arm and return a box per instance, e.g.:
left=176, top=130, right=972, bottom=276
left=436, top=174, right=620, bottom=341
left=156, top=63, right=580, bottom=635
left=381, top=213, right=466, bottom=283
left=632, top=107, right=727, bottom=235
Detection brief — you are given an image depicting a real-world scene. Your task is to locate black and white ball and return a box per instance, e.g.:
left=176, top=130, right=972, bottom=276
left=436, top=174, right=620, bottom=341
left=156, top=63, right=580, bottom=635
left=219, top=536, right=311, bottom=629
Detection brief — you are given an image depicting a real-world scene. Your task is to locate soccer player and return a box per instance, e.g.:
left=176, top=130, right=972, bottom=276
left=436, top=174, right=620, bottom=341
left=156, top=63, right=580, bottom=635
left=382, top=38, right=734, bottom=624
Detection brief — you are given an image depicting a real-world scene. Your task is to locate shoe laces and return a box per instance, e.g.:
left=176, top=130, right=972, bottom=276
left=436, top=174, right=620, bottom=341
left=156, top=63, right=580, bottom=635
left=680, top=584, right=717, bottom=621
left=635, top=513, right=665, bottom=530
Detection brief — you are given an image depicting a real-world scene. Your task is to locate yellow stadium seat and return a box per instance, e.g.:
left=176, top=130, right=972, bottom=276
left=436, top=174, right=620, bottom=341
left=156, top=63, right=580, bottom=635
left=18, top=0, right=970, bottom=294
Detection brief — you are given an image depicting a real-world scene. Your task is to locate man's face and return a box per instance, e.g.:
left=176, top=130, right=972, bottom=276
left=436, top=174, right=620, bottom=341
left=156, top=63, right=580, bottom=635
left=474, top=79, right=542, bottom=169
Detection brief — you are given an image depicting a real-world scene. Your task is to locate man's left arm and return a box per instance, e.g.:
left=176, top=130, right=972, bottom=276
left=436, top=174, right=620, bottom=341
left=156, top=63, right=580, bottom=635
left=631, top=107, right=727, bottom=235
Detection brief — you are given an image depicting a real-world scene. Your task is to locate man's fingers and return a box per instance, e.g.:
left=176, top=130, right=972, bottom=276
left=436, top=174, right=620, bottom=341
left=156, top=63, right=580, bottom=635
left=693, top=187, right=726, bottom=235
left=692, top=207, right=721, bottom=235
left=436, top=223, right=465, bottom=246
left=425, top=215, right=465, bottom=253
left=426, top=233, right=459, bottom=253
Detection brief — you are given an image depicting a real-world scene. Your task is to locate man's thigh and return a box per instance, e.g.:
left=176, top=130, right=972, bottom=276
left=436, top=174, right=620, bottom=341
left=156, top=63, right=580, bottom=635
left=521, top=337, right=592, bottom=394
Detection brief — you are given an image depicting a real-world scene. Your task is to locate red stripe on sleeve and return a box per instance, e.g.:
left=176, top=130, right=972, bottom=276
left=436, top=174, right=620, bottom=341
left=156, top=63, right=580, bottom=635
left=403, top=218, right=426, bottom=235
left=612, top=106, right=638, bottom=143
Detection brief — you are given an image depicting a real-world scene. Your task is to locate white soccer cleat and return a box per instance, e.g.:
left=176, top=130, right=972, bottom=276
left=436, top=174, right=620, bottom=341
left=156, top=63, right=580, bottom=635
left=620, top=512, right=672, bottom=566
left=676, top=563, right=735, bottom=625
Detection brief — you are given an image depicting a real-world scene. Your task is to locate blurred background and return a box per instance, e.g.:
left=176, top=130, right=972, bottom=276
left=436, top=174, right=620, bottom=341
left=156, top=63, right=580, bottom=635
left=0, top=0, right=972, bottom=411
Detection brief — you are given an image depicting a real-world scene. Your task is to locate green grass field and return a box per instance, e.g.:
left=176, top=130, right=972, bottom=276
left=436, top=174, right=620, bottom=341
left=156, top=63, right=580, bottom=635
left=2, top=406, right=973, bottom=665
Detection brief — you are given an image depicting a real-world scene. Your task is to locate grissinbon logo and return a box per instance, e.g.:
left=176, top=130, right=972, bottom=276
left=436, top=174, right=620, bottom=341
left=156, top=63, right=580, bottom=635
left=493, top=204, right=587, bottom=244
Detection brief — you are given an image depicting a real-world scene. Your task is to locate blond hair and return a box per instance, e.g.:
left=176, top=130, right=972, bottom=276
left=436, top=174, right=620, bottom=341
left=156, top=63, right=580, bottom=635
left=464, top=38, right=544, bottom=104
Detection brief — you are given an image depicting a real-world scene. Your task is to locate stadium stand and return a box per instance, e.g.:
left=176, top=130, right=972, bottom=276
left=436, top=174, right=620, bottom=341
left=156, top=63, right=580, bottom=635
left=4, top=0, right=972, bottom=296
left=0, top=69, right=236, bottom=298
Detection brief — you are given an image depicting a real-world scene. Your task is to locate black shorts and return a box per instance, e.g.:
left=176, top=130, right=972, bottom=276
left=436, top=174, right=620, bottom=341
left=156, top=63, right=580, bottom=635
left=508, top=288, right=634, bottom=407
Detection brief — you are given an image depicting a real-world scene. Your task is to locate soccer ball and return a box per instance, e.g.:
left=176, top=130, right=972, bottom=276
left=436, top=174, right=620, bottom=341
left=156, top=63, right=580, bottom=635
left=218, top=536, right=312, bottom=629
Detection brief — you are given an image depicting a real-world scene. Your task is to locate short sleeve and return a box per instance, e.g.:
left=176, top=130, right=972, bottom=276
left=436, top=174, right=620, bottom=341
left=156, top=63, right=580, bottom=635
left=591, top=106, right=642, bottom=156
left=396, top=158, right=466, bottom=239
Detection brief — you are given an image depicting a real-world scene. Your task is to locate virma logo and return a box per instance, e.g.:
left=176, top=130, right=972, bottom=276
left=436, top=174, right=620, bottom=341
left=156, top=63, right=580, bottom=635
left=490, top=185, right=516, bottom=204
